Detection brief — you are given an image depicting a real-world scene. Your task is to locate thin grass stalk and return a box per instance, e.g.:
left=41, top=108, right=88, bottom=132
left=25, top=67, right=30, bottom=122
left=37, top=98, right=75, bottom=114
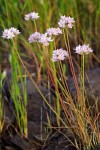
left=56, top=64, right=87, bottom=138
left=59, top=61, right=72, bottom=98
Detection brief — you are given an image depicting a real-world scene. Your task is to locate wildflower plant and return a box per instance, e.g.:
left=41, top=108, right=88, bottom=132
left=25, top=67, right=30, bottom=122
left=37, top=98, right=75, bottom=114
left=1, top=9, right=99, bottom=150
left=26, top=13, right=99, bottom=149
left=2, top=27, right=27, bottom=137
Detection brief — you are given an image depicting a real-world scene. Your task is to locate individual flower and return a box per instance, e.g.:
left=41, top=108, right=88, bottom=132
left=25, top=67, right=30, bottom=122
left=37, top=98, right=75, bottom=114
left=25, top=12, right=39, bottom=21
left=51, top=48, right=69, bottom=62
left=38, top=33, right=53, bottom=46
left=74, top=44, right=93, bottom=55
left=58, top=16, right=75, bottom=28
left=28, top=32, right=41, bottom=43
left=2, top=27, right=20, bottom=39
left=46, top=27, right=62, bottom=36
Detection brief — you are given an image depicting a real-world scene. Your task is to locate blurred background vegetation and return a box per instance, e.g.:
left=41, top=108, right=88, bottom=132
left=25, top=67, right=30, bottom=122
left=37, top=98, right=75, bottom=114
left=0, top=0, right=100, bottom=73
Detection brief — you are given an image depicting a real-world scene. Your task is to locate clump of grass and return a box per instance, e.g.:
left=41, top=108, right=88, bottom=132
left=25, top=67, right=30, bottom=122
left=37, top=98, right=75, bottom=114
left=10, top=40, right=27, bottom=137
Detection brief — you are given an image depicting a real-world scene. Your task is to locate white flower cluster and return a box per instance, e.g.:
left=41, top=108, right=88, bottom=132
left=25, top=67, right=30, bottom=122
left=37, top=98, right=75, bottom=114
left=38, top=33, right=53, bottom=46
left=75, top=44, right=93, bottom=55
left=58, top=16, right=75, bottom=28
left=25, top=12, right=39, bottom=21
left=51, top=48, right=69, bottom=62
left=46, top=27, right=62, bottom=36
left=28, top=32, right=53, bottom=46
left=2, top=27, right=20, bottom=39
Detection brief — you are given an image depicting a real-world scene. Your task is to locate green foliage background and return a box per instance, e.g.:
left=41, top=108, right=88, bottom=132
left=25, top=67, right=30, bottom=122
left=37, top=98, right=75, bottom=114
left=0, top=0, right=100, bottom=67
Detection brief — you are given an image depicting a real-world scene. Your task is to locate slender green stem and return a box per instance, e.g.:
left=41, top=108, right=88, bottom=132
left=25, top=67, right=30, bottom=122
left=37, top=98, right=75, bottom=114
left=63, top=29, right=68, bottom=48
left=34, top=20, right=38, bottom=32
left=54, top=38, right=56, bottom=50
left=82, top=54, right=85, bottom=105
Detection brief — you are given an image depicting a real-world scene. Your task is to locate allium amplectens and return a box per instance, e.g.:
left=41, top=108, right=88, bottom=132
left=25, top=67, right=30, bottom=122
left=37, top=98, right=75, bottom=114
left=28, top=32, right=41, bottom=43
left=46, top=27, right=62, bottom=36
left=51, top=48, right=69, bottom=62
left=38, top=33, right=53, bottom=46
left=25, top=12, right=39, bottom=21
left=75, top=44, right=93, bottom=55
left=58, top=16, right=75, bottom=28
left=2, top=27, right=20, bottom=39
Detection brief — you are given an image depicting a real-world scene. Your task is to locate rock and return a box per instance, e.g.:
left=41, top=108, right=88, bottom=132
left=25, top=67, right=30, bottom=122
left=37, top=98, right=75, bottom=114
left=2, top=98, right=14, bottom=133
left=28, top=121, right=44, bottom=140
left=67, top=67, right=100, bottom=106
left=5, top=146, right=16, bottom=150
left=3, top=75, right=55, bottom=140
left=94, top=144, right=100, bottom=150
left=43, top=130, right=77, bottom=150
left=19, top=79, right=55, bottom=140
left=11, top=135, right=36, bottom=150
left=2, top=116, right=12, bottom=133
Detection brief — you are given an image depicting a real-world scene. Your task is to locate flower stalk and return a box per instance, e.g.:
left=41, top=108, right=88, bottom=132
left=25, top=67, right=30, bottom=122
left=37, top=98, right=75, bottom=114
left=82, top=54, right=85, bottom=107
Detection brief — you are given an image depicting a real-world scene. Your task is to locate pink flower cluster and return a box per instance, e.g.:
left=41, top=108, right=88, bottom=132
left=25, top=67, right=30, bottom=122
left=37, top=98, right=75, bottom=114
left=38, top=33, right=53, bottom=46
left=25, top=12, right=39, bottom=21
left=28, top=32, right=53, bottom=46
left=2, top=27, right=20, bottom=39
left=28, top=27, right=63, bottom=46
left=75, top=44, right=93, bottom=55
left=51, top=48, right=69, bottom=62
left=28, top=32, right=41, bottom=43
left=58, top=16, right=75, bottom=28
left=46, top=27, right=62, bottom=36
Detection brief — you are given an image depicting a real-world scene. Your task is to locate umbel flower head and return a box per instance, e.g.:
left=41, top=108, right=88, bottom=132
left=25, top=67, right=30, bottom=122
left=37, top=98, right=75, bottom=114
left=75, top=44, right=93, bottom=55
left=28, top=32, right=41, bottom=43
left=46, top=27, right=62, bottom=36
left=58, top=16, right=75, bottom=28
left=25, top=12, right=39, bottom=21
left=51, top=48, right=69, bottom=62
left=2, top=27, right=20, bottom=39
left=38, top=33, right=53, bottom=46
left=28, top=32, right=53, bottom=46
